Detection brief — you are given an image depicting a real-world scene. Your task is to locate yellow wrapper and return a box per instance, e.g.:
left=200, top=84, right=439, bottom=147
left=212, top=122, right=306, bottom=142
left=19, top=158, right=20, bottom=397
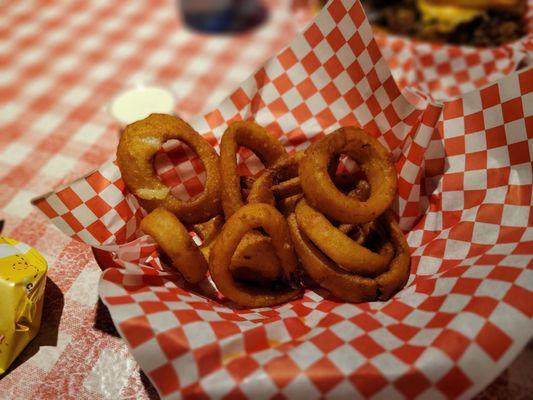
left=0, top=236, right=47, bottom=375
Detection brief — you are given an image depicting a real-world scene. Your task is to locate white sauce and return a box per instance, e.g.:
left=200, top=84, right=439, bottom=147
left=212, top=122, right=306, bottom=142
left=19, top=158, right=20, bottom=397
left=110, top=86, right=176, bottom=126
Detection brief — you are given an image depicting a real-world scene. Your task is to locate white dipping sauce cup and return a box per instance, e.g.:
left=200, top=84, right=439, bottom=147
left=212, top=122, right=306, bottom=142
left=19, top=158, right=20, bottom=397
left=110, top=85, right=176, bottom=126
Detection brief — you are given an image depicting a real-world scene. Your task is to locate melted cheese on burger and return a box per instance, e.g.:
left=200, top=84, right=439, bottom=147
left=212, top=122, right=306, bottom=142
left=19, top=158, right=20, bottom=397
left=417, top=0, right=484, bottom=32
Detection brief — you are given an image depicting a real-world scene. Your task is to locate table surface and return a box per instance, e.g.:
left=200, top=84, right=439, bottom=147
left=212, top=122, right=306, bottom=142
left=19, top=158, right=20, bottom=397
left=0, top=0, right=531, bottom=398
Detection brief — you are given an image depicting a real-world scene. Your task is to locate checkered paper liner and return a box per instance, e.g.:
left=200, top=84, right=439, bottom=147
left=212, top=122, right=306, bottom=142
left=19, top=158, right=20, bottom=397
left=376, top=0, right=533, bottom=101
left=32, top=1, right=533, bottom=399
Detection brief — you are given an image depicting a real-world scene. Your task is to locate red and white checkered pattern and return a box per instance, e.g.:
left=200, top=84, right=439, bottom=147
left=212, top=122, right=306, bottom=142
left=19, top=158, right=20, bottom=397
left=28, top=1, right=533, bottom=399
left=376, top=0, right=533, bottom=100
left=0, top=0, right=312, bottom=398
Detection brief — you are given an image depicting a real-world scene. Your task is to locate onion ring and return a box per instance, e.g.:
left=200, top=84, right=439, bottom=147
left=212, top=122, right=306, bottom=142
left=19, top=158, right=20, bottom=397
left=288, top=211, right=410, bottom=302
left=219, top=121, right=287, bottom=218
left=248, top=152, right=365, bottom=207
left=230, top=232, right=281, bottom=282
left=194, top=218, right=281, bottom=284
left=240, top=176, right=256, bottom=202
left=338, top=223, right=369, bottom=244
left=240, top=176, right=256, bottom=190
left=271, top=177, right=302, bottom=199
left=248, top=153, right=362, bottom=204
left=295, top=200, right=392, bottom=276
left=337, top=221, right=390, bottom=250
left=194, top=217, right=281, bottom=283
left=192, top=184, right=281, bottom=282
left=278, top=193, right=304, bottom=216
left=331, top=172, right=365, bottom=192
left=140, top=207, right=207, bottom=283
left=217, top=121, right=287, bottom=289
left=193, top=215, right=224, bottom=247
left=200, top=231, right=282, bottom=282
left=299, top=126, right=397, bottom=224
left=288, top=214, right=378, bottom=302
left=117, top=114, right=221, bottom=224
left=334, top=183, right=394, bottom=264
left=375, top=210, right=411, bottom=299
left=336, top=181, right=371, bottom=241
left=209, top=203, right=301, bottom=308
left=247, top=152, right=304, bottom=205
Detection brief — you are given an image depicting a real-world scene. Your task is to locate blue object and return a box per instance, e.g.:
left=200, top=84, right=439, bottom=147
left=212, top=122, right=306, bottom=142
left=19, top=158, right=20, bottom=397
left=180, top=0, right=267, bottom=34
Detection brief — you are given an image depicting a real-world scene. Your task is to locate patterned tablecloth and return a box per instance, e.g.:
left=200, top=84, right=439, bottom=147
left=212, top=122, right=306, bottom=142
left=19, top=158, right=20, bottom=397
left=0, top=0, right=530, bottom=398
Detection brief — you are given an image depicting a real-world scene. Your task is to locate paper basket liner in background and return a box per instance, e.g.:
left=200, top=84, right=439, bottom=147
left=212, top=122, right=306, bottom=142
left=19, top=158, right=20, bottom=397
left=33, top=1, right=533, bottom=399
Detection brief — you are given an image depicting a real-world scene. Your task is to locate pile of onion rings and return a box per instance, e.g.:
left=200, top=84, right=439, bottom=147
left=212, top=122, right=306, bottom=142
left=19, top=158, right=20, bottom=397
left=117, top=114, right=410, bottom=308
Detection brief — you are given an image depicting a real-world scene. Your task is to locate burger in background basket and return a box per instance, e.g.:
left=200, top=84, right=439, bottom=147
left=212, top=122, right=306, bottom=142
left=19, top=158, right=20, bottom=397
left=316, top=0, right=527, bottom=46
left=364, top=0, right=526, bottom=46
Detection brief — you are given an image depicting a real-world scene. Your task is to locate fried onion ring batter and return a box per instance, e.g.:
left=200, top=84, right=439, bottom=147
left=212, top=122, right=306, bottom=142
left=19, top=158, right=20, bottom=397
left=288, top=214, right=377, bottom=302
left=295, top=200, right=393, bottom=276
left=299, top=127, right=397, bottom=224
left=199, top=230, right=281, bottom=282
left=247, top=152, right=304, bottom=206
left=219, top=121, right=287, bottom=218
left=288, top=210, right=410, bottom=302
left=141, top=207, right=207, bottom=283
left=209, top=203, right=301, bottom=307
left=375, top=210, right=411, bottom=299
left=193, top=215, right=224, bottom=247
left=230, top=232, right=281, bottom=282
left=278, top=194, right=304, bottom=216
left=117, top=114, right=221, bottom=224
